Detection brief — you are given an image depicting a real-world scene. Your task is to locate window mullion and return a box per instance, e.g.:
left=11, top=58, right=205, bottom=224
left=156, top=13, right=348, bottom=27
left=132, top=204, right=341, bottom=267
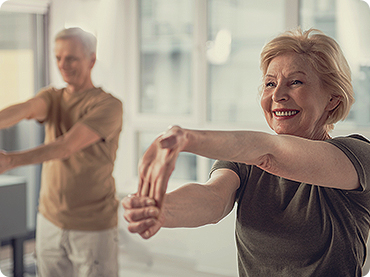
left=192, top=0, right=208, bottom=127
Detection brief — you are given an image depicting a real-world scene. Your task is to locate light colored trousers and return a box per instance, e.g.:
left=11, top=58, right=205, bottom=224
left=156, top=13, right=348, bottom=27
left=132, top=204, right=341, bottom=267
left=35, top=213, right=118, bottom=277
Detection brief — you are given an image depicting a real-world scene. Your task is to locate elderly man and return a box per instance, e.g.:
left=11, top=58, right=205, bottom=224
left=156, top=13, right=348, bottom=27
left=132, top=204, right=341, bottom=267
left=0, top=28, right=123, bottom=276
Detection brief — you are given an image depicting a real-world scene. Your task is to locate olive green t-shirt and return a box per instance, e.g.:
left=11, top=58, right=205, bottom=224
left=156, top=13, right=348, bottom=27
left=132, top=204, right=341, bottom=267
left=36, top=87, right=123, bottom=231
left=211, top=134, right=370, bottom=277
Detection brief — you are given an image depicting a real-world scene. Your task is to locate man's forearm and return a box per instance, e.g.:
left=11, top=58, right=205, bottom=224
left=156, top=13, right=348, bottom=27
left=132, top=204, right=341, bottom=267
left=2, top=138, right=71, bottom=173
left=0, top=122, right=102, bottom=174
left=0, top=102, right=34, bottom=129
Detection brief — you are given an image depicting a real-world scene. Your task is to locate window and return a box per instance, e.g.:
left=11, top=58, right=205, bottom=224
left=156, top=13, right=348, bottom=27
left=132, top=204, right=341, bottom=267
left=300, top=0, right=370, bottom=132
left=140, top=0, right=194, bottom=116
left=207, top=0, right=285, bottom=123
left=0, top=9, right=48, bottom=230
left=131, top=0, right=289, bottom=190
left=130, top=0, right=370, bottom=190
left=137, top=0, right=197, bottom=187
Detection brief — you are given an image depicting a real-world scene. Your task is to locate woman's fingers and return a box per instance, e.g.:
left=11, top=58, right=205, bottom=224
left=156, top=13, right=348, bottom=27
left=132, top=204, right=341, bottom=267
left=128, top=126, right=187, bottom=239
left=124, top=206, right=159, bottom=221
left=139, top=223, right=162, bottom=239
left=153, top=170, right=171, bottom=208
left=139, top=177, right=150, bottom=197
left=122, top=195, right=156, bottom=209
left=122, top=195, right=159, bottom=222
left=138, top=159, right=151, bottom=197
left=137, top=126, right=186, bottom=207
left=122, top=195, right=163, bottom=239
left=127, top=218, right=158, bottom=238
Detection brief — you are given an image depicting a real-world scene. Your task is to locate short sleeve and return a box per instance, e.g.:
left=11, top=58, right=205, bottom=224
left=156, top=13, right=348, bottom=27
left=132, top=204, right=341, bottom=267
left=327, top=134, right=370, bottom=192
left=209, top=160, right=250, bottom=202
left=35, top=88, right=51, bottom=106
left=34, top=87, right=57, bottom=123
left=210, top=159, right=240, bottom=176
left=80, top=96, right=123, bottom=142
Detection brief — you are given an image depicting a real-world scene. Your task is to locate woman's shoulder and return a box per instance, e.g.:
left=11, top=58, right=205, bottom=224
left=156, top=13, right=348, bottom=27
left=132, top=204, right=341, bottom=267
left=330, top=133, right=369, bottom=142
left=328, top=134, right=370, bottom=149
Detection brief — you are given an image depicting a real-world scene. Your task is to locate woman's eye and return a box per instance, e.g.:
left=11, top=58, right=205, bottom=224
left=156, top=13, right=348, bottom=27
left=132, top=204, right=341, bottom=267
left=291, top=80, right=303, bottom=85
left=265, top=82, right=275, bottom=88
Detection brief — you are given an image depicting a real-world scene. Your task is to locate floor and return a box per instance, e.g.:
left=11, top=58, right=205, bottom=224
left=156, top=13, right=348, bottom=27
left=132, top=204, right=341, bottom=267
left=0, top=236, right=235, bottom=277
left=2, top=240, right=370, bottom=277
left=0, top=207, right=238, bottom=277
left=0, top=240, right=36, bottom=277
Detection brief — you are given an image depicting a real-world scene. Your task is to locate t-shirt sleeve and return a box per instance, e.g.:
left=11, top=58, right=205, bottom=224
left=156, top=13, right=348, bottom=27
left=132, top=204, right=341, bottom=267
left=209, top=160, right=240, bottom=177
left=209, top=160, right=250, bottom=202
left=327, top=134, right=370, bottom=192
left=80, top=96, right=123, bottom=142
left=34, top=87, right=54, bottom=123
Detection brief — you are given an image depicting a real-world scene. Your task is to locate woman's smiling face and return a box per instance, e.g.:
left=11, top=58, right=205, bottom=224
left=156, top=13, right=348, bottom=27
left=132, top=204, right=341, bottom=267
left=260, top=52, right=338, bottom=140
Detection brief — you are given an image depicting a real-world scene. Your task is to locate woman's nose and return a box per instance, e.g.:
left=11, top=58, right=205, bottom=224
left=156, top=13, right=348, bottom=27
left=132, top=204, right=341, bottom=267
left=272, top=85, right=289, bottom=102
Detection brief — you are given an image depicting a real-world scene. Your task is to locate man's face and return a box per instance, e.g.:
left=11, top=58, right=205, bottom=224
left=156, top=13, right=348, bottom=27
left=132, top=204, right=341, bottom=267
left=54, top=37, right=95, bottom=88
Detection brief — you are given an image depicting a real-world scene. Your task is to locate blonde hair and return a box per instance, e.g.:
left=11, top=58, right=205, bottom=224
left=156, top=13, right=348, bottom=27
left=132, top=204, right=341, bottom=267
left=55, top=27, right=97, bottom=56
left=260, top=28, right=354, bottom=131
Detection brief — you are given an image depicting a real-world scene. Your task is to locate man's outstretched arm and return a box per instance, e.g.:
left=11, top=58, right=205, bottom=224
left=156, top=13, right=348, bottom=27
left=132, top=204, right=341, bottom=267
left=0, top=122, right=101, bottom=174
left=0, top=97, right=48, bottom=129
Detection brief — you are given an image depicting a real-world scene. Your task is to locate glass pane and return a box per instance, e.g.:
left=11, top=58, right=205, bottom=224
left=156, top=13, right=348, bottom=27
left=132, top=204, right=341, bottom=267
left=0, top=12, right=36, bottom=108
left=138, top=132, right=197, bottom=181
left=140, top=0, right=193, bottom=115
left=0, top=11, right=46, bottom=230
left=207, top=0, right=285, bottom=123
left=300, top=0, right=370, bottom=126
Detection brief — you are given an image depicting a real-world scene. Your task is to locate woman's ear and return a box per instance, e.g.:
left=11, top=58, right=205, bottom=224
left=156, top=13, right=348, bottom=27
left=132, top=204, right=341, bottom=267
left=325, top=95, right=341, bottom=111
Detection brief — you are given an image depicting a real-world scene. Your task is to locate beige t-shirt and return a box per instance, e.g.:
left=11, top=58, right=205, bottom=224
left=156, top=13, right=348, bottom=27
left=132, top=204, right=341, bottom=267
left=36, top=87, right=123, bottom=231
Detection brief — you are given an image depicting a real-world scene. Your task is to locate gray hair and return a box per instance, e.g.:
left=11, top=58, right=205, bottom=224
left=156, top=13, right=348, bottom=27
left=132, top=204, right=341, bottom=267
left=55, top=27, right=97, bottom=56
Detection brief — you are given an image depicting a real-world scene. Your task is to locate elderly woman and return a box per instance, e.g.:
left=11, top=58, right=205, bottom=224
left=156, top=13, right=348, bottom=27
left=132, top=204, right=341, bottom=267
left=122, top=28, right=370, bottom=276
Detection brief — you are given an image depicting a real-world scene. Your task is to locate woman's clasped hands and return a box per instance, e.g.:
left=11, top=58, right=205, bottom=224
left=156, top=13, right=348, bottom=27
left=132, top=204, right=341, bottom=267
left=122, top=125, right=186, bottom=239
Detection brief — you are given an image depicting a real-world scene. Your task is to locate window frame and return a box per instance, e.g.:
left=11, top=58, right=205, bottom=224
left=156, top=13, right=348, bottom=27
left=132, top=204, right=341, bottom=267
left=1, top=0, right=50, bottom=14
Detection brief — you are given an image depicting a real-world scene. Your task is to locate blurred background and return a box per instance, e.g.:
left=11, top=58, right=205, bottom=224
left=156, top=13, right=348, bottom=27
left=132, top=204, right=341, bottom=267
left=1, top=0, right=370, bottom=276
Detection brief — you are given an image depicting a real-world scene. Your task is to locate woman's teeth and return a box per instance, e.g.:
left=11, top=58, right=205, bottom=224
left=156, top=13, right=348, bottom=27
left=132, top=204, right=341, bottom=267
left=274, top=111, right=298, bottom=117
